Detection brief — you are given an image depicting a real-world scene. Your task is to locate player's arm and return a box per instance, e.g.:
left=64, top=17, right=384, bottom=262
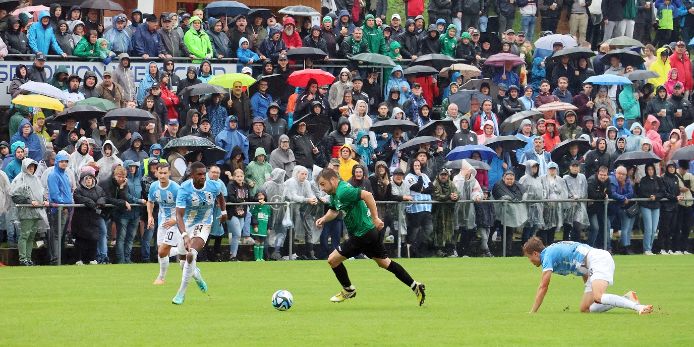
left=217, top=193, right=228, bottom=223
left=316, top=208, right=340, bottom=227
left=530, top=270, right=552, bottom=313
left=146, top=201, right=155, bottom=229
left=360, top=190, right=384, bottom=230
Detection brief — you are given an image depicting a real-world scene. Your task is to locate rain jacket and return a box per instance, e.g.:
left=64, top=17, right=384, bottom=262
left=132, top=21, right=160, bottom=57
left=648, top=47, right=671, bottom=87
left=669, top=50, right=693, bottom=91
left=96, top=140, right=122, bottom=183
left=216, top=116, right=250, bottom=164
left=236, top=37, right=259, bottom=64
left=662, top=128, right=686, bottom=163
left=47, top=151, right=74, bottom=207
left=439, top=24, right=458, bottom=57
left=618, top=85, right=640, bottom=120
left=183, top=17, right=213, bottom=61
left=491, top=173, right=527, bottom=227
left=259, top=27, right=287, bottom=62
left=5, top=16, right=30, bottom=55
left=269, top=135, right=296, bottom=180
left=261, top=168, right=287, bottom=231
left=453, top=160, right=483, bottom=230
left=68, top=136, right=94, bottom=181
left=4, top=141, right=25, bottom=181
left=27, top=11, right=64, bottom=55
left=520, top=160, right=545, bottom=228
left=73, top=36, right=100, bottom=58
left=626, top=122, right=646, bottom=152
left=245, top=148, right=273, bottom=195
left=120, top=132, right=148, bottom=163
left=72, top=171, right=107, bottom=240
left=10, top=119, right=44, bottom=162
left=644, top=114, right=665, bottom=157
left=328, top=67, right=353, bottom=109
left=10, top=158, right=48, bottom=222
left=207, top=17, right=231, bottom=57
left=136, top=61, right=159, bottom=105
left=361, top=14, right=386, bottom=54
left=384, top=65, right=410, bottom=104
left=103, top=16, right=131, bottom=54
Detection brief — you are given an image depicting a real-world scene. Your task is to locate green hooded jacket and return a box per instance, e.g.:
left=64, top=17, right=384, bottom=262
left=439, top=24, right=458, bottom=57
left=183, top=16, right=214, bottom=62
left=245, top=147, right=273, bottom=195
left=361, top=14, right=386, bottom=54
left=73, top=36, right=101, bottom=59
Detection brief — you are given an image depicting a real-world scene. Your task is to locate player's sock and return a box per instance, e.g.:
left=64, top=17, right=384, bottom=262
left=253, top=245, right=259, bottom=260
left=188, top=249, right=203, bottom=282
left=259, top=244, right=265, bottom=260
left=589, top=303, right=614, bottom=313
left=600, top=293, right=638, bottom=311
left=176, top=252, right=195, bottom=296
left=157, top=255, right=170, bottom=280
left=331, top=263, right=352, bottom=289
left=386, top=261, right=415, bottom=288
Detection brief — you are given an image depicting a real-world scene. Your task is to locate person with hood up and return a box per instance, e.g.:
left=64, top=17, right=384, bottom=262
left=384, top=66, right=410, bottom=104
left=55, top=20, right=74, bottom=55
left=491, top=171, right=527, bottom=254
left=281, top=17, right=302, bottom=49
left=584, top=138, right=611, bottom=178
left=45, top=151, right=73, bottom=265
left=11, top=158, right=48, bottom=266
left=542, top=119, right=561, bottom=152
left=644, top=85, right=673, bottom=139
left=326, top=117, right=354, bottom=158
left=558, top=110, right=582, bottom=141
left=118, top=160, right=144, bottom=264
left=418, top=24, right=440, bottom=55
left=520, top=160, right=545, bottom=244
left=648, top=47, right=671, bottom=87
left=451, top=116, right=478, bottom=147
left=360, top=14, right=386, bottom=54
left=4, top=141, right=25, bottom=181
left=500, top=85, right=525, bottom=121
left=432, top=168, right=459, bottom=257
left=658, top=162, right=682, bottom=254
left=403, top=158, right=435, bottom=257
left=245, top=148, right=273, bottom=196
left=283, top=165, right=319, bottom=259
left=643, top=114, right=665, bottom=158
left=79, top=71, right=98, bottom=98
left=663, top=69, right=680, bottom=96
left=237, top=37, right=260, bottom=66
left=259, top=26, right=287, bottom=62
left=216, top=115, right=249, bottom=164
left=10, top=119, right=44, bottom=163
left=136, top=61, right=160, bottom=106
left=96, top=140, right=122, bottom=183
left=637, top=163, right=663, bottom=255
left=451, top=159, right=482, bottom=257
left=662, top=128, right=686, bottom=164
left=27, top=11, right=66, bottom=56
left=120, top=131, right=148, bottom=163
left=260, top=168, right=287, bottom=260
left=514, top=119, right=536, bottom=163
left=328, top=68, right=353, bottom=109
left=335, top=144, right=358, bottom=181
left=65, top=135, right=92, bottom=180
left=110, top=54, right=135, bottom=104
left=31, top=112, right=51, bottom=144
left=72, top=167, right=107, bottom=265
left=206, top=17, right=231, bottom=58
left=539, top=162, right=568, bottom=245
left=103, top=14, right=131, bottom=55
left=176, top=65, right=200, bottom=104
left=183, top=16, right=213, bottom=61
left=562, top=161, right=589, bottom=241
left=5, top=16, right=30, bottom=55
left=624, top=122, right=645, bottom=152
left=126, top=9, right=143, bottom=36
left=477, top=119, right=497, bottom=145
left=617, top=84, right=639, bottom=127
left=439, top=24, right=458, bottom=57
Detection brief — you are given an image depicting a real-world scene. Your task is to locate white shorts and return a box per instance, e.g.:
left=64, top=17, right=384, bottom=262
left=188, top=223, right=212, bottom=243
left=583, top=249, right=615, bottom=293
left=157, top=224, right=181, bottom=247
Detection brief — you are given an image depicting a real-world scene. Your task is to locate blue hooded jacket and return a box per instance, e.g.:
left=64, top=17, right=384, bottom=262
left=47, top=151, right=73, bottom=205
left=136, top=61, right=159, bottom=105
left=10, top=119, right=44, bottom=162
left=27, top=11, right=64, bottom=55
left=122, top=159, right=143, bottom=218
left=4, top=141, right=25, bottom=181
left=236, top=37, right=260, bottom=64
left=384, top=65, right=410, bottom=104
left=215, top=116, right=249, bottom=164
left=103, top=15, right=131, bottom=54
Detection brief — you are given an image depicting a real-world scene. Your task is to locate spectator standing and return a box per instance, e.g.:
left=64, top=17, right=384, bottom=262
left=99, top=166, right=131, bottom=264
left=112, top=54, right=135, bottom=104
left=72, top=168, right=106, bottom=265
left=28, top=11, right=66, bottom=57
left=95, top=71, right=124, bottom=108
left=46, top=152, right=73, bottom=265
left=216, top=116, right=249, bottom=164
left=133, top=15, right=161, bottom=59
left=637, top=163, right=663, bottom=255
left=207, top=17, right=231, bottom=58
left=247, top=117, right=273, bottom=159
left=183, top=16, right=213, bottom=61
left=404, top=159, right=434, bottom=257
left=5, top=16, right=30, bottom=55
left=136, top=62, right=160, bottom=106
left=10, top=158, right=48, bottom=266
left=103, top=14, right=131, bottom=55
left=609, top=166, right=635, bottom=254
left=159, top=13, right=189, bottom=58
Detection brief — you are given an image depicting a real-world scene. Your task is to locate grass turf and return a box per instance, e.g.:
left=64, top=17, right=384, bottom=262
left=1, top=256, right=693, bottom=346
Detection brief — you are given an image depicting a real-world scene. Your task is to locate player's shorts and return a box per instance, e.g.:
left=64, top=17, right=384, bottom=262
left=156, top=224, right=181, bottom=247
left=583, top=249, right=615, bottom=293
left=337, top=228, right=388, bottom=259
left=188, top=223, right=212, bottom=243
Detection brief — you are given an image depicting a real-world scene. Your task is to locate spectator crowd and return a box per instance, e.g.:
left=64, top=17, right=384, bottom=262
left=0, top=0, right=693, bottom=265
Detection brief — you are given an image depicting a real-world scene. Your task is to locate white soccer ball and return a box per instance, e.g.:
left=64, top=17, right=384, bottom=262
left=271, top=290, right=293, bottom=311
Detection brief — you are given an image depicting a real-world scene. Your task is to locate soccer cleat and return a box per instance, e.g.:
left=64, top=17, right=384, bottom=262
left=623, top=291, right=640, bottom=304
left=414, top=282, right=426, bottom=306
left=195, top=277, right=208, bottom=293
left=88, top=260, right=98, bottom=265
left=674, top=251, right=683, bottom=255
left=637, top=304, right=653, bottom=315
left=171, top=293, right=185, bottom=305
left=684, top=251, right=692, bottom=255
left=330, top=287, right=357, bottom=303
left=659, top=249, right=669, bottom=255
left=75, top=260, right=84, bottom=265
left=153, top=278, right=165, bottom=285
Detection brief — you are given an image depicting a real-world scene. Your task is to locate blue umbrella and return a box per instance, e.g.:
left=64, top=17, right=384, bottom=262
left=447, top=145, right=497, bottom=161
left=205, top=1, right=250, bottom=17
left=584, top=74, right=633, bottom=86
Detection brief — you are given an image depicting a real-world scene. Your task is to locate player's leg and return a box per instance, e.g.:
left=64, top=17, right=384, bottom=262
left=328, top=247, right=357, bottom=302
left=154, top=244, right=172, bottom=285
left=588, top=250, right=653, bottom=314
left=154, top=226, right=181, bottom=285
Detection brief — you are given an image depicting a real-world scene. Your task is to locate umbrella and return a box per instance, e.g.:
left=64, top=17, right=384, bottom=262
left=12, top=94, right=64, bottom=111
left=460, top=78, right=498, bottom=97
left=449, top=90, right=492, bottom=113
left=411, top=54, right=456, bottom=70
left=19, top=81, right=68, bottom=101
left=534, top=34, right=578, bottom=50
left=54, top=105, right=106, bottom=123
left=348, top=53, right=396, bottom=67
left=447, top=63, right=482, bottom=79
left=603, top=36, right=645, bottom=48
left=534, top=101, right=578, bottom=112
left=499, top=110, right=544, bottom=133
left=287, top=69, right=335, bottom=88
left=76, top=97, right=116, bottom=111
left=179, top=83, right=227, bottom=97
left=287, top=114, right=332, bottom=144
left=398, top=136, right=438, bottom=152
left=551, top=47, right=596, bottom=61
left=185, top=146, right=227, bottom=166
left=286, top=47, right=327, bottom=61
left=484, top=53, right=525, bottom=68
left=79, top=0, right=123, bottom=10
left=0, top=1, right=19, bottom=12
left=447, top=145, right=497, bottom=161
left=248, top=8, right=273, bottom=20
left=250, top=73, right=285, bottom=98
left=600, top=49, right=645, bottom=67
left=278, top=5, right=320, bottom=17
left=103, top=108, right=155, bottom=122
left=613, top=151, right=662, bottom=167
left=483, top=136, right=527, bottom=151
left=164, top=135, right=216, bottom=151
left=403, top=65, right=438, bottom=77
left=204, top=1, right=250, bottom=17
left=11, top=5, right=48, bottom=16
left=209, top=73, right=256, bottom=89
left=550, top=139, right=591, bottom=162
left=626, top=70, right=659, bottom=81
left=671, top=145, right=694, bottom=161
left=445, top=159, right=491, bottom=171
left=417, top=120, right=457, bottom=137
left=584, top=74, right=633, bottom=86
left=479, top=32, right=502, bottom=53
left=370, top=119, right=419, bottom=133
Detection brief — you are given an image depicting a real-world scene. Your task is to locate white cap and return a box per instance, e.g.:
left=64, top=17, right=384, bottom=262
left=391, top=13, right=401, bottom=20
left=241, top=66, right=252, bottom=75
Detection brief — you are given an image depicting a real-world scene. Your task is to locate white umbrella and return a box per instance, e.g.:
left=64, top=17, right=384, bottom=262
left=19, top=81, right=68, bottom=101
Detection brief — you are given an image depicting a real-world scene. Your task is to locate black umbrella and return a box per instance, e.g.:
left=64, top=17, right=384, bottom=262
left=550, top=139, right=591, bottom=162
left=164, top=136, right=217, bottom=156
left=613, top=151, right=662, bottom=167
left=460, top=78, right=498, bottom=97
left=180, top=84, right=227, bottom=97
left=671, top=145, right=694, bottom=161
left=286, top=47, right=328, bottom=61
left=449, top=90, right=492, bottom=113
left=411, top=54, right=456, bottom=70
left=278, top=5, right=320, bottom=16
left=205, top=1, right=251, bottom=17
left=370, top=119, right=420, bottom=133
left=600, top=49, right=645, bottom=67
left=403, top=65, right=439, bottom=77
left=478, top=33, right=502, bottom=54
left=54, top=105, right=106, bottom=123
left=417, top=120, right=456, bottom=137
left=483, top=136, right=527, bottom=151
left=288, top=114, right=332, bottom=145
left=103, top=108, right=155, bottom=122
left=248, top=8, right=273, bottom=20
left=185, top=145, right=227, bottom=166
left=398, top=136, right=438, bottom=152
left=249, top=73, right=285, bottom=99
left=348, top=53, right=396, bottom=67
left=499, top=110, right=544, bottom=133
left=626, top=70, right=659, bottom=81
left=551, top=47, right=596, bottom=61
left=444, top=159, right=491, bottom=171
left=0, top=0, right=18, bottom=11
left=79, top=0, right=123, bottom=10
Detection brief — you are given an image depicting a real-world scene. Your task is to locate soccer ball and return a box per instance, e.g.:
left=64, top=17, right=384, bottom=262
left=271, top=290, right=293, bottom=311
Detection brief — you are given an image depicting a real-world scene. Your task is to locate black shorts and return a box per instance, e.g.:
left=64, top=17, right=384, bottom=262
left=337, top=228, right=388, bottom=260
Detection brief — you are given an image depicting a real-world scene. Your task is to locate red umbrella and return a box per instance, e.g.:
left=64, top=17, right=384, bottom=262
left=287, top=69, right=335, bottom=88
left=483, top=53, right=525, bottom=68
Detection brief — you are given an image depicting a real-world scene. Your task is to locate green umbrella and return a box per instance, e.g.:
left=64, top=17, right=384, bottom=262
left=348, top=53, right=396, bottom=67
left=602, top=36, right=644, bottom=48
left=76, top=97, right=117, bottom=111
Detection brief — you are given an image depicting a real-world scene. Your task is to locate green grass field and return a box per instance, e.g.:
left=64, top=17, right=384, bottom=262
left=2, top=256, right=693, bottom=346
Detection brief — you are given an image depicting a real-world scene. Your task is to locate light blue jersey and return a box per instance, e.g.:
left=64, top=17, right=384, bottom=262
left=148, top=180, right=180, bottom=224
left=176, top=179, right=223, bottom=229
left=540, top=241, right=593, bottom=277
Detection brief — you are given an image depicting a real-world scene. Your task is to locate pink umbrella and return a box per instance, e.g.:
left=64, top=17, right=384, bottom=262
left=534, top=101, right=578, bottom=112
left=12, top=5, right=49, bottom=16
left=483, top=53, right=525, bottom=68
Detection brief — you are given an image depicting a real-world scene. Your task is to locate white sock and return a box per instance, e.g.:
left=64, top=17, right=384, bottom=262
left=179, top=259, right=185, bottom=269
left=157, top=256, right=170, bottom=280
left=589, top=302, right=614, bottom=313
left=176, top=249, right=197, bottom=296
left=600, top=293, right=638, bottom=311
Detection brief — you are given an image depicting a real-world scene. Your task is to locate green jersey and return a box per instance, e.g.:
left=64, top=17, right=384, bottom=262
left=250, top=204, right=271, bottom=237
left=328, top=181, right=374, bottom=237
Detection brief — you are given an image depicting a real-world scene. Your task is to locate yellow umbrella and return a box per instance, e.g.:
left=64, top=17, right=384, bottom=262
left=12, top=94, right=64, bottom=112
left=208, top=73, right=257, bottom=89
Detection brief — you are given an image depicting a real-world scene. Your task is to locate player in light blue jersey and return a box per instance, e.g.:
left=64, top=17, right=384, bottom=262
left=524, top=237, right=653, bottom=315
left=172, top=162, right=227, bottom=305
left=146, top=163, right=181, bottom=285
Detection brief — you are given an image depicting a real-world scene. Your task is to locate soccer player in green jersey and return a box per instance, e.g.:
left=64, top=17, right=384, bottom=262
left=315, top=169, right=426, bottom=306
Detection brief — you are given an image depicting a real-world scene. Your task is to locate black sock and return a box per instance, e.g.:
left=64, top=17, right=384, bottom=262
left=386, top=261, right=415, bottom=288
left=332, top=263, right=352, bottom=288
